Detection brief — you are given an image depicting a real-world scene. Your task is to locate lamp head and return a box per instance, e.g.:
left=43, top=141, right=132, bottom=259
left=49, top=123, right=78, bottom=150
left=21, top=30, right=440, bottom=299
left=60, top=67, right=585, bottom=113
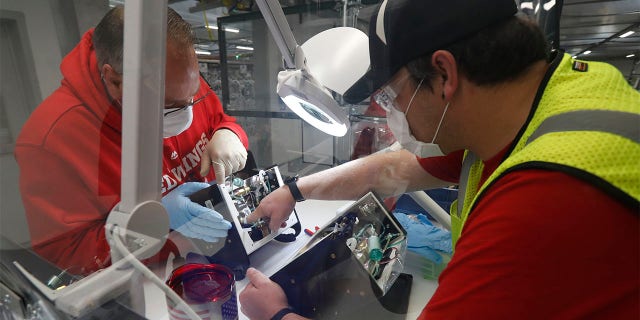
left=277, top=69, right=349, bottom=136
left=276, top=27, right=369, bottom=136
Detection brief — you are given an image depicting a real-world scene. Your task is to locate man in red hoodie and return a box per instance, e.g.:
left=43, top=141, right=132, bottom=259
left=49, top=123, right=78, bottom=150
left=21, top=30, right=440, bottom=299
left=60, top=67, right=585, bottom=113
left=14, top=6, right=249, bottom=276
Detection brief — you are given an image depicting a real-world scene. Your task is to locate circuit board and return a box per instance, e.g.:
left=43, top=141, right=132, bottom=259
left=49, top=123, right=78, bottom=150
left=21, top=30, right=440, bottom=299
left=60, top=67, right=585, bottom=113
left=295, top=192, right=407, bottom=294
left=228, top=167, right=281, bottom=242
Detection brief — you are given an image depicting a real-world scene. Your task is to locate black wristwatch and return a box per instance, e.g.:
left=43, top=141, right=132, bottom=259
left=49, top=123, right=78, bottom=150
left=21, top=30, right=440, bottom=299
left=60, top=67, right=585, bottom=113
left=285, top=176, right=305, bottom=202
left=271, top=307, right=296, bottom=320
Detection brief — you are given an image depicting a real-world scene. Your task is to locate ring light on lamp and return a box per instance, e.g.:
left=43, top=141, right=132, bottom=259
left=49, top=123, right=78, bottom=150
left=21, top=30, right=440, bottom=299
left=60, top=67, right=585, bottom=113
left=255, top=0, right=370, bottom=137
left=277, top=65, right=349, bottom=137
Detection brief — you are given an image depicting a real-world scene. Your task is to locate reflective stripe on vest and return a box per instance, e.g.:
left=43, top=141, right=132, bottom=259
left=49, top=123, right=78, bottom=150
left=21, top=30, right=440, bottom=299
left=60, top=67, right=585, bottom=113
left=449, top=53, right=640, bottom=249
left=528, top=110, right=640, bottom=144
left=452, top=110, right=640, bottom=248
left=456, top=110, right=640, bottom=219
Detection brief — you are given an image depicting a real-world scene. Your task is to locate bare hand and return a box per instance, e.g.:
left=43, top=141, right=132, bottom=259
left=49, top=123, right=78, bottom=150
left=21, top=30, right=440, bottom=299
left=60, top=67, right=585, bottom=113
left=246, top=187, right=295, bottom=232
left=239, top=268, right=289, bottom=320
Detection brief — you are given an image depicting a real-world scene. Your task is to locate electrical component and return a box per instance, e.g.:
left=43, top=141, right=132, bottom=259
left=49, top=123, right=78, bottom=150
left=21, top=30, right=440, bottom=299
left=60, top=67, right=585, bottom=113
left=302, top=192, right=407, bottom=293
left=228, top=167, right=284, bottom=243
left=367, top=235, right=382, bottom=262
left=346, top=237, right=358, bottom=250
left=190, top=164, right=300, bottom=262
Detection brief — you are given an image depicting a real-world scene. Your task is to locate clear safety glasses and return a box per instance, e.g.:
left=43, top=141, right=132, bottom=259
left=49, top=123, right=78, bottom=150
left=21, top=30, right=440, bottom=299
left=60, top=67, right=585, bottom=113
left=163, top=89, right=213, bottom=116
left=372, top=71, right=412, bottom=112
left=373, top=85, right=398, bottom=112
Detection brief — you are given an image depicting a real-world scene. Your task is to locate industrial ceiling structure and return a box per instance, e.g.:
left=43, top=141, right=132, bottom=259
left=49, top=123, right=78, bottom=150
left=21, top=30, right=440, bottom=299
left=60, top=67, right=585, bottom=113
left=108, top=0, right=640, bottom=84
left=560, top=0, right=638, bottom=62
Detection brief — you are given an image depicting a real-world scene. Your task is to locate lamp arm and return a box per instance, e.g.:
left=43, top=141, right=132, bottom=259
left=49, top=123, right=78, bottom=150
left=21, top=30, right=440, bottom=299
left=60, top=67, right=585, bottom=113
left=119, top=0, right=166, bottom=213
left=255, top=0, right=299, bottom=69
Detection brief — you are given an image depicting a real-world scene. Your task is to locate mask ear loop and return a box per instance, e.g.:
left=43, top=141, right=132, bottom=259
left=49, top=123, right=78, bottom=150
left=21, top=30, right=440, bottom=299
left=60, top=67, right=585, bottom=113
left=431, top=102, right=450, bottom=143
left=403, top=78, right=425, bottom=116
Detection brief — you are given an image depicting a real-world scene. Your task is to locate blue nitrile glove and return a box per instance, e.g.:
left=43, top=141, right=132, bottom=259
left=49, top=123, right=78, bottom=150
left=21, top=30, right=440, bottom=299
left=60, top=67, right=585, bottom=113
left=162, top=182, right=232, bottom=242
left=393, top=210, right=452, bottom=264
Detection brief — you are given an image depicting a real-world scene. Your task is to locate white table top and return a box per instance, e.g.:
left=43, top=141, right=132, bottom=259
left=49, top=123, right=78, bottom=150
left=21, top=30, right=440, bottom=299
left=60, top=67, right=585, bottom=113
left=145, top=199, right=439, bottom=320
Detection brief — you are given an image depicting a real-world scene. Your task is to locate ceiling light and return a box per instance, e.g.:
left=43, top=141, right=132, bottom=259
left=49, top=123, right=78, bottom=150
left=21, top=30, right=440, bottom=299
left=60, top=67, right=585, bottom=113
left=543, top=0, right=556, bottom=11
left=236, top=46, right=254, bottom=51
left=206, top=25, right=240, bottom=33
left=195, top=49, right=211, bottom=55
left=583, top=50, right=592, bottom=55
left=572, top=55, right=577, bottom=59
left=520, top=2, right=534, bottom=9
left=619, top=31, right=635, bottom=38
left=626, top=54, right=636, bottom=58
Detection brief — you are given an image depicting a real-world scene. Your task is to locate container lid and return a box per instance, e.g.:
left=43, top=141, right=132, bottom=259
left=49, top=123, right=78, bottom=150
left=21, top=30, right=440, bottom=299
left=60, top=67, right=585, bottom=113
left=166, top=263, right=234, bottom=303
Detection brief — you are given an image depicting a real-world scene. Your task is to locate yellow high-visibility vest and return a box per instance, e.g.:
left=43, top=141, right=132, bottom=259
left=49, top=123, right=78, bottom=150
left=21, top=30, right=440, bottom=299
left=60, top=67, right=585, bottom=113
left=451, top=53, right=640, bottom=248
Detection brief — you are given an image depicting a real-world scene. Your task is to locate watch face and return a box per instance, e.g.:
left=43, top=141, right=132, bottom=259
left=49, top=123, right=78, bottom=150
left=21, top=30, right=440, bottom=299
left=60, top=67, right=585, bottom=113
left=285, top=175, right=298, bottom=184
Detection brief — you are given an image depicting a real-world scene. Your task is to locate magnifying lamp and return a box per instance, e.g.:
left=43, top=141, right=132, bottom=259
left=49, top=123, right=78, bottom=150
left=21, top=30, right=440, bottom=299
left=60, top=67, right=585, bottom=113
left=255, top=0, right=370, bottom=137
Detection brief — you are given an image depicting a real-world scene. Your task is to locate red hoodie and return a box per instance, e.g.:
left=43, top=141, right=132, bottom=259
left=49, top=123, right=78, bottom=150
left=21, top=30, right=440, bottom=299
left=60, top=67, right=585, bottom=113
left=15, top=30, right=248, bottom=276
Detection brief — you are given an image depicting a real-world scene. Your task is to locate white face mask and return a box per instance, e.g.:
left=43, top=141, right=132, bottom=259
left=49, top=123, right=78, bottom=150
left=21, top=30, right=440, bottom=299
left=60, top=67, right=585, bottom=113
left=386, top=79, right=449, bottom=158
left=163, top=106, right=193, bottom=138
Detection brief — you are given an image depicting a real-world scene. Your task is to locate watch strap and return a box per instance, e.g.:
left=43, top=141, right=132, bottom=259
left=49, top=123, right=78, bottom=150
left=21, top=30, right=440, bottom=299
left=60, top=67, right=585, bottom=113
left=286, top=177, right=305, bottom=202
left=271, top=307, right=296, bottom=320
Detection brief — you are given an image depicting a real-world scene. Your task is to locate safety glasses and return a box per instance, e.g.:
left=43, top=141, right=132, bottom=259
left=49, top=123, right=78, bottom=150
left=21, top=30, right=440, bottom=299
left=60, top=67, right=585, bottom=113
left=163, top=89, right=213, bottom=116
left=372, top=71, right=412, bottom=112
left=373, top=85, right=398, bottom=112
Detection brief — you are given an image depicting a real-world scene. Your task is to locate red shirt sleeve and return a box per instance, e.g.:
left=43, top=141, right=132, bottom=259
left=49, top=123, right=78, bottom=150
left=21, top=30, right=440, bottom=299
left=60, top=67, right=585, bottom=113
left=419, top=169, right=639, bottom=319
left=416, top=150, right=464, bottom=183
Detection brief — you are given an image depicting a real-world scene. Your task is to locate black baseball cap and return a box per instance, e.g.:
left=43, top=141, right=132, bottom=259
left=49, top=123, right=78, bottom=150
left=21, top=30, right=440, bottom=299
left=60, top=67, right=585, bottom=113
left=343, top=0, right=518, bottom=104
